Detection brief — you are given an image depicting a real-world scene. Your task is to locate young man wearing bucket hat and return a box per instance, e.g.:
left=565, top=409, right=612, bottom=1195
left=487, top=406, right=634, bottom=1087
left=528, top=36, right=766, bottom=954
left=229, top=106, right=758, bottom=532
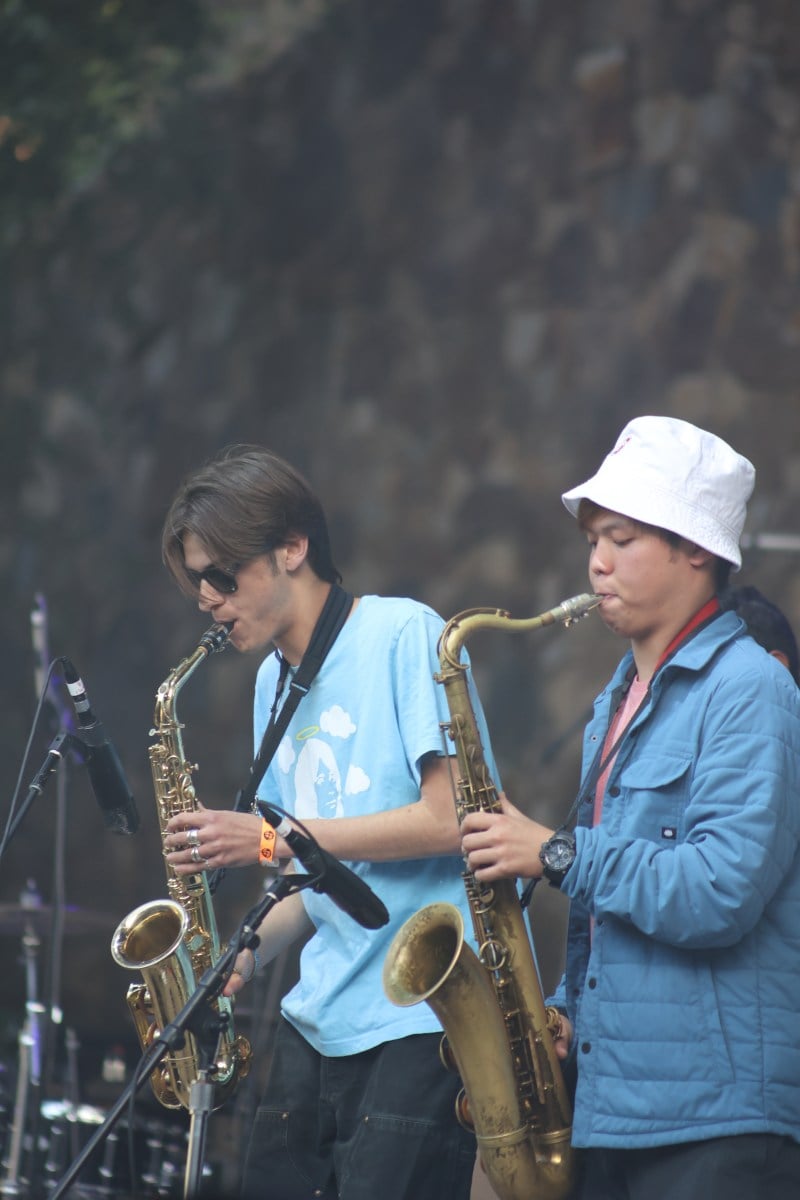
left=461, top=416, right=800, bottom=1200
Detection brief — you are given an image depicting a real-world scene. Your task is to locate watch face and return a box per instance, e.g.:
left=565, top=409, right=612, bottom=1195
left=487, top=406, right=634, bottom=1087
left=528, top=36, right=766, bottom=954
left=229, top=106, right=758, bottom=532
left=545, top=837, right=575, bottom=871
left=541, top=833, right=575, bottom=880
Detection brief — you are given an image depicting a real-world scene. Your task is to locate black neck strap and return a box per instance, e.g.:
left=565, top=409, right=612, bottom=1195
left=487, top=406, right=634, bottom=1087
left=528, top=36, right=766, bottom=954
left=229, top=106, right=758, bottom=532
left=236, top=583, right=353, bottom=814
left=209, top=584, right=353, bottom=894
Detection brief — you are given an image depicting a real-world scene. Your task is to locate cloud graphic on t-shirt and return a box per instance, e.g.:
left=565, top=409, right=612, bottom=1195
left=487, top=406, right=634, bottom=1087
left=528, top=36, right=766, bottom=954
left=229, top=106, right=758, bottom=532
left=320, top=705, right=356, bottom=738
left=345, top=765, right=370, bottom=795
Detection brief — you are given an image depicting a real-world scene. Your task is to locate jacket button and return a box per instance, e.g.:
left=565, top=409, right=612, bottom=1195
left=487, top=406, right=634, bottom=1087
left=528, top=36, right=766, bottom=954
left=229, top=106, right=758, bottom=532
left=608, top=785, right=620, bottom=797
left=588, top=977, right=597, bottom=989
left=581, top=1042, right=592, bottom=1054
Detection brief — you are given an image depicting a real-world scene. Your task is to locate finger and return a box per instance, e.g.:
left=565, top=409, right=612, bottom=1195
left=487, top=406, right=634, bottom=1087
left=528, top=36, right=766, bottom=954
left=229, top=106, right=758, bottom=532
left=164, top=825, right=198, bottom=849
left=472, top=863, right=501, bottom=883
left=169, top=806, right=209, bottom=833
left=186, top=844, right=211, bottom=870
left=497, top=792, right=517, bottom=815
left=460, top=812, right=494, bottom=835
left=223, top=974, right=243, bottom=998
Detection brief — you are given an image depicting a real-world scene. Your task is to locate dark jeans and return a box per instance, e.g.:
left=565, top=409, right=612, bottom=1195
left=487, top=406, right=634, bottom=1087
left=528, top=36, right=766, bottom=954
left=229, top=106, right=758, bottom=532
left=239, top=1018, right=476, bottom=1200
left=577, top=1134, right=800, bottom=1200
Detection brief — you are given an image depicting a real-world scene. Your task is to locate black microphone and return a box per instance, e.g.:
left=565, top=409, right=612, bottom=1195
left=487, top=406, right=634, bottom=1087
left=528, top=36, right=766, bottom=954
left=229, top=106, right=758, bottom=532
left=60, top=658, right=140, bottom=836
left=256, top=801, right=389, bottom=930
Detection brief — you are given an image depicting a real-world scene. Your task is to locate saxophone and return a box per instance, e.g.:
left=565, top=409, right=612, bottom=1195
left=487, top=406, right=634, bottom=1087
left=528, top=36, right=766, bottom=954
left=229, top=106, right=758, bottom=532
left=383, top=593, right=599, bottom=1200
left=111, top=623, right=252, bottom=1110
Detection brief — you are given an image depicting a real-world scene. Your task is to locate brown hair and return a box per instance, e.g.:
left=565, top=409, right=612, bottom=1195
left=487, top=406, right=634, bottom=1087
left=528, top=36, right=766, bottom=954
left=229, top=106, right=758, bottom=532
left=162, top=444, right=342, bottom=596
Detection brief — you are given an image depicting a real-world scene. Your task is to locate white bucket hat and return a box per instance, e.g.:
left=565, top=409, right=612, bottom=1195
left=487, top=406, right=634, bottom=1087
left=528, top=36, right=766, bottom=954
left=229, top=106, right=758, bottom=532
left=561, top=415, right=755, bottom=569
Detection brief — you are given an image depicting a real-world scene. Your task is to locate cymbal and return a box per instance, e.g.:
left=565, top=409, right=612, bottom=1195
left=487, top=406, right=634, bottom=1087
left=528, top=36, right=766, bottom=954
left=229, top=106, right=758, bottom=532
left=0, top=903, right=113, bottom=937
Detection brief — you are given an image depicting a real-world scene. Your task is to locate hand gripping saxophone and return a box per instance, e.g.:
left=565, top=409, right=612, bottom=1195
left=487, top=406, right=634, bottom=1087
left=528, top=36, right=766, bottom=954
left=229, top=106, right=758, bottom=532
left=111, top=623, right=252, bottom=1110
left=383, top=593, right=600, bottom=1200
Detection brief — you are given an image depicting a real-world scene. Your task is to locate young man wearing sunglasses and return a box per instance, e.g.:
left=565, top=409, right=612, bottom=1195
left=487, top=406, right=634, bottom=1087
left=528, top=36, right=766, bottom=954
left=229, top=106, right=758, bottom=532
left=160, top=445, right=486, bottom=1200
left=460, top=416, right=800, bottom=1200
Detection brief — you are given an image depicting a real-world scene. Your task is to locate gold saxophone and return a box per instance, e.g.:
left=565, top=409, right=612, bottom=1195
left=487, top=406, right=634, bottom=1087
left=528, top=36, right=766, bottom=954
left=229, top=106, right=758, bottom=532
left=383, top=593, right=600, bottom=1200
left=111, top=623, right=252, bottom=1110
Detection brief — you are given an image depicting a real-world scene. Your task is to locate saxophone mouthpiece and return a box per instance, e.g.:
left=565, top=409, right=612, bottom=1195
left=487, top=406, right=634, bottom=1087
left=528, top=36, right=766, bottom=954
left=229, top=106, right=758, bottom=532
left=560, top=592, right=603, bottom=626
left=199, top=623, right=232, bottom=654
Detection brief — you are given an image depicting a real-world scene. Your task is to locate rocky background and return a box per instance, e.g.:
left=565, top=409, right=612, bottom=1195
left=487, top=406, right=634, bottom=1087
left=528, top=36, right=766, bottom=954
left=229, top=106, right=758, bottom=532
left=1, top=0, right=799, bottom=1191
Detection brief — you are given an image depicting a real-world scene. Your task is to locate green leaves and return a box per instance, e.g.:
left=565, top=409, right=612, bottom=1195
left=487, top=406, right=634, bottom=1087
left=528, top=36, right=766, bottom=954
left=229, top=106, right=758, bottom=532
left=0, top=0, right=209, bottom=230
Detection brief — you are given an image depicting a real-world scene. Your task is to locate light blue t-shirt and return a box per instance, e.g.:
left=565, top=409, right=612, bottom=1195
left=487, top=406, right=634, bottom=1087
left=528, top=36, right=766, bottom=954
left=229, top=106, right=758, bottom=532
left=253, top=594, right=497, bottom=1056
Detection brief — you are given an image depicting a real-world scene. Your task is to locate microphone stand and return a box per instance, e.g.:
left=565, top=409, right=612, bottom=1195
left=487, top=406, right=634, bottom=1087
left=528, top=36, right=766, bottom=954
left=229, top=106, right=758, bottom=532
left=1, top=729, right=108, bottom=855
left=1, top=735, right=77, bottom=1200
left=50, top=871, right=318, bottom=1200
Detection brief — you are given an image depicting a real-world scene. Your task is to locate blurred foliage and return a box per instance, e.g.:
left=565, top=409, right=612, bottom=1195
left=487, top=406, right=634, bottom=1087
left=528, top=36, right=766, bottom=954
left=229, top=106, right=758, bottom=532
left=0, top=0, right=210, bottom=239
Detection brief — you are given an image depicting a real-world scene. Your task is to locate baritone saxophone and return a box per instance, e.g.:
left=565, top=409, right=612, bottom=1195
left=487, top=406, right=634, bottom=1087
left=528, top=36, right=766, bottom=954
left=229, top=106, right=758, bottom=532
left=383, top=593, right=600, bottom=1200
left=111, top=622, right=252, bottom=1110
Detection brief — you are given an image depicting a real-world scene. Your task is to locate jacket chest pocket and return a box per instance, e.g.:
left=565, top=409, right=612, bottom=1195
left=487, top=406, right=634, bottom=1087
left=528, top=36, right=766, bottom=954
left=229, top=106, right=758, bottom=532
left=612, top=751, right=692, bottom=842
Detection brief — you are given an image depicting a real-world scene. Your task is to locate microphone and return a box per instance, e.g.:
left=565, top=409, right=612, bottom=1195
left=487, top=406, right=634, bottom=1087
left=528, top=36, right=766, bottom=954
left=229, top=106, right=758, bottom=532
left=255, top=801, right=389, bottom=930
left=60, top=658, right=140, bottom=836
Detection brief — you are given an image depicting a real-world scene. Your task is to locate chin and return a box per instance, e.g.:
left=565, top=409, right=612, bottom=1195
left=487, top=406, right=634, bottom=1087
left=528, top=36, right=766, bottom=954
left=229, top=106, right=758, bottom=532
left=224, top=628, right=244, bottom=651
left=598, top=610, right=628, bottom=637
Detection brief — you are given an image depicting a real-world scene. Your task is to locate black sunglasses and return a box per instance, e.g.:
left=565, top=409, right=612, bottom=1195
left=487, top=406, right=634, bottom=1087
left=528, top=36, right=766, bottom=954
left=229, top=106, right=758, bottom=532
left=185, top=564, right=239, bottom=594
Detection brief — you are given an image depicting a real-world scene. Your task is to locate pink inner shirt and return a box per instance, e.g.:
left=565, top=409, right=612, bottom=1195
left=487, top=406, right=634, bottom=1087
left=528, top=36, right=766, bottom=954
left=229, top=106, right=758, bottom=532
left=593, top=674, right=649, bottom=828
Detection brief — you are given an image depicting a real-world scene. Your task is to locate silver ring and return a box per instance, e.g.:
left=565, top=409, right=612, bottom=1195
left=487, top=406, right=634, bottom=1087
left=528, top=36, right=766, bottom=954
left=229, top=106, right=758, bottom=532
left=190, top=845, right=203, bottom=864
left=186, top=828, right=201, bottom=847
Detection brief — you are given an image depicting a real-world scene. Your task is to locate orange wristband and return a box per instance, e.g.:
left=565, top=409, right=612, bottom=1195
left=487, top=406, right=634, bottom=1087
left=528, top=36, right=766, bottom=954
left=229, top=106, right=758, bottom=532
left=258, top=818, right=277, bottom=865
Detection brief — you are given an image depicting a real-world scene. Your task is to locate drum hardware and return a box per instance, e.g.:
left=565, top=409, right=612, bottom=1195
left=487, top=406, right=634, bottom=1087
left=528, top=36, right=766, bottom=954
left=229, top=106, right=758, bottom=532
left=0, top=1026, right=33, bottom=1198
left=41, top=1101, right=195, bottom=1199
left=1, top=886, right=49, bottom=1199
left=42, top=1099, right=106, bottom=1185
left=0, top=906, right=112, bottom=940
left=0, top=882, right=106, bottom=1199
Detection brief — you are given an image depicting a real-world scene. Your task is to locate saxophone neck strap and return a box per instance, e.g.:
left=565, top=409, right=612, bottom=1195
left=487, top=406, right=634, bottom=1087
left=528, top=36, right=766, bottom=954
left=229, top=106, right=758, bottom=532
left=237, top=583, right=353, bottom=814
left=208, top=584, right=352, bottom=895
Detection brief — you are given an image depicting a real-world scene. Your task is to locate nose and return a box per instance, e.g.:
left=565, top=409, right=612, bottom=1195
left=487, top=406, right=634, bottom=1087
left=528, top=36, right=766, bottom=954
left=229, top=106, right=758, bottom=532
left=589, top=541, right=610, bottom=577
left=197, top=580, right=223, bottom=611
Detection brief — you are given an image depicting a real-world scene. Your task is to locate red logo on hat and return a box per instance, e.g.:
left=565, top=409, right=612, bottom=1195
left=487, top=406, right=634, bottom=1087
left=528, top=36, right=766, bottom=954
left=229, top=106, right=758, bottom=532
left=610, top=435, right=633, bottom=456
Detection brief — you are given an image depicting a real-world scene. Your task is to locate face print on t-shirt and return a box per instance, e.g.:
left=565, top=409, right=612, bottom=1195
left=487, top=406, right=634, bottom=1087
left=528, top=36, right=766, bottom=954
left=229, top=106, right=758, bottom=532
left=277, top=704, right=371, bottom=820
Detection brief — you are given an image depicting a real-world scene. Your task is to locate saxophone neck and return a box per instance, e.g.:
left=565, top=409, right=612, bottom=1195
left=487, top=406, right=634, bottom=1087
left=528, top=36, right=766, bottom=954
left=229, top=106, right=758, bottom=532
left=153, top=623, right=231, bottom=729
left=438, top=594, right=601, bottom=674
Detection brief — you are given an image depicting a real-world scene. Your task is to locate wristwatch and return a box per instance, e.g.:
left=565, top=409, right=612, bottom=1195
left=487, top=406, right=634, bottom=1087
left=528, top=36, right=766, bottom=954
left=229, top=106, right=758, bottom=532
left=539, top=830, right=576, bottom=887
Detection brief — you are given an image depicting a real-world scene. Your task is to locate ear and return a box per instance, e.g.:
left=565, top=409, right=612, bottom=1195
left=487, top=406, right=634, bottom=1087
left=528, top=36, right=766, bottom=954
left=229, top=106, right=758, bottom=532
left=770, top=649, right=791, bottom=673
left=281, top=534, right=309, bottom=573
left=685, top=542, right=714, bottom=569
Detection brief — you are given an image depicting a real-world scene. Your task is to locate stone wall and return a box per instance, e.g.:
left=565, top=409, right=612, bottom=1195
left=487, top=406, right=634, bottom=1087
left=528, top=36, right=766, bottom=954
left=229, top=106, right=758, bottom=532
left=0, top=0, right=799, bottom=1159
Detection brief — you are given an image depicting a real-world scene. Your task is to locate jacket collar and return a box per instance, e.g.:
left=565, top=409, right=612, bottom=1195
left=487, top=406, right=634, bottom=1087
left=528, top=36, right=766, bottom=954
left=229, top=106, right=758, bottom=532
left=602, top=608, right=745, bottom=700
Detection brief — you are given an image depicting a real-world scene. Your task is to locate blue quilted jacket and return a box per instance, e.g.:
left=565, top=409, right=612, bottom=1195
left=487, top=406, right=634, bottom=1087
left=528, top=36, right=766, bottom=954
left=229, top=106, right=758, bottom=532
left=551, top=611, right=800, bottom=1148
